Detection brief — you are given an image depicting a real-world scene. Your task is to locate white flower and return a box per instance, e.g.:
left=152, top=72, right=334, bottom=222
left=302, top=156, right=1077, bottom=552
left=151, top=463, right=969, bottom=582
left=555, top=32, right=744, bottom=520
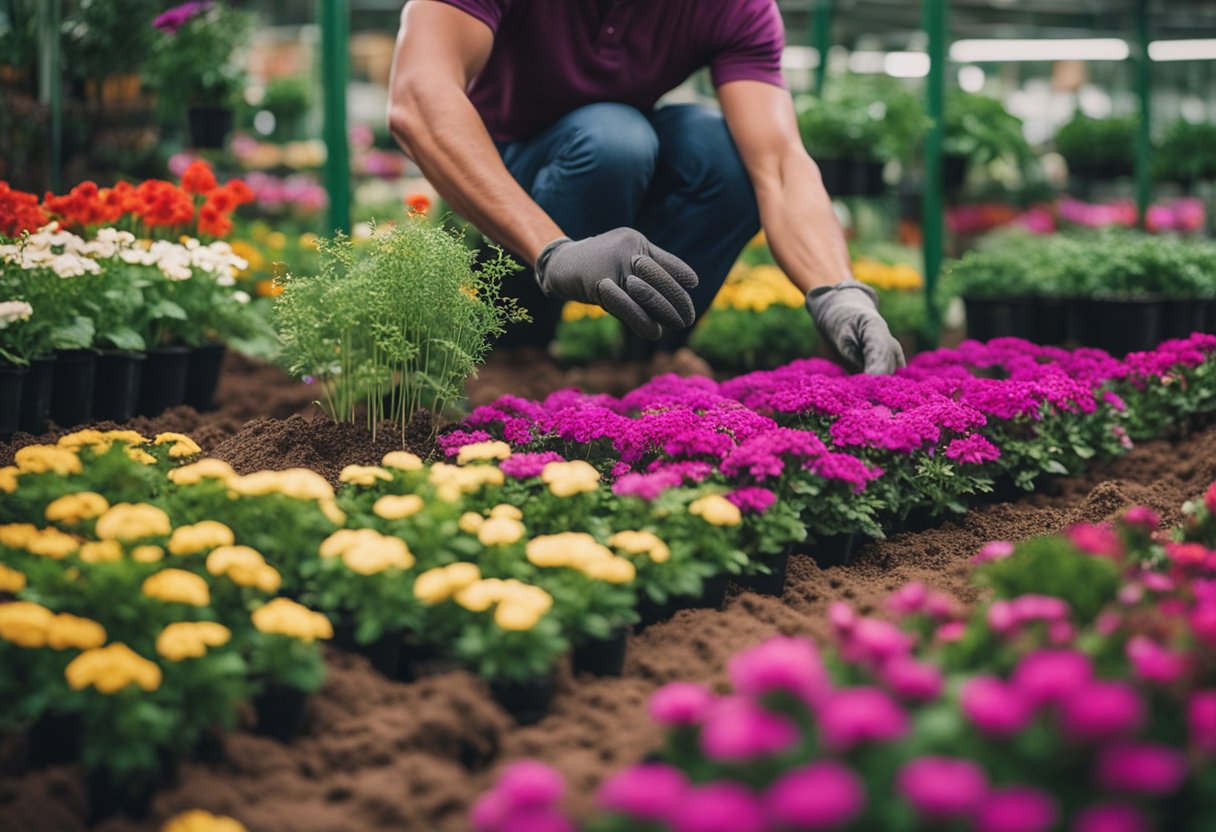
left=233, top=291, right=251, bottom=304
left=0, top=301, right=33, bottom=328
left=51, top=253, right=101, bottom=278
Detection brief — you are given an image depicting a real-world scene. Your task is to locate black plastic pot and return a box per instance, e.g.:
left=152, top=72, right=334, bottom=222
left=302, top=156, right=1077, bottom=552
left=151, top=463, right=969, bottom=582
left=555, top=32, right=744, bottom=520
left=92, top=351, right=145, bottom=422
left=17, top=355, right=54, bottom=434
left=87, top=767, right=164, bottom=823
left=253, top=683, right=309, bottom=742
left=1159, top=299, right=1206, bottom=341
left=489, top=676, right=555, bottom=725
left=736, top=548, right=792, bottom=597
left=137, top=346, right=190, bottom=416
left=1205, top=300, right=1216, bottom=335
left=963, top=297, right=1034, bottom=342
left=1073, top=298, right=1162, bottom=356
left=333, top=617, right=407, bottom=678
left=0, top=364, right=23, bottom=436
left=571, top=629, right=628, bottom=678
left=184, top=343, right=226, bottom=412
left=853, top=160, right=886, bottom=196
left=26, top=710, right=81, bottom=767
left=187, top=105, right=234, bottom=149
left=812, top=532, right=857, bottom=569
left=943, top=153, right=969, bottom=195
left=698, top=574, right=729, bottom=610
left=817, top=158, right=845, bottom=195
left=635, top=595, right=680, bottom=631
left=48, top=349, right=95, bottom=427
left=1031, top=296, right=1070, bottom=346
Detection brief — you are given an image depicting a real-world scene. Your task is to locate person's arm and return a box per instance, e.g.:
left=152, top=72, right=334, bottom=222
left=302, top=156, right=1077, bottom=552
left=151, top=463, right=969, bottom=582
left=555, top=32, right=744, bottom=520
left=387, top=0, right=560, bottom=262
left=719, top=80, right=904, bottom=373
left=387, top=0, right=698, bottom=339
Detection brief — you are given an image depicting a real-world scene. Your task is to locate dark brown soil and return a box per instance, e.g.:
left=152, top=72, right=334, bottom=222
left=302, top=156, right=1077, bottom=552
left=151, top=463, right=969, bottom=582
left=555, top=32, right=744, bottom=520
left=2, top=353, right=1215, bottom=832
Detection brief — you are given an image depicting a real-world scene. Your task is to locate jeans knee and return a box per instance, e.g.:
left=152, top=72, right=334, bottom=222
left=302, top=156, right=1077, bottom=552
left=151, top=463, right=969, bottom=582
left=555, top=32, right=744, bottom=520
left=655, top=105, right=755, bottom=208
left=559, top=103, right=659, bottom=180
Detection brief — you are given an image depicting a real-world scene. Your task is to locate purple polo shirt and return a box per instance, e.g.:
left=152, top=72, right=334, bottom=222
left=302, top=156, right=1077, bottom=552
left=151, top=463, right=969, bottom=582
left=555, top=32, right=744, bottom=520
left=435, top=0, right=786, bottom=142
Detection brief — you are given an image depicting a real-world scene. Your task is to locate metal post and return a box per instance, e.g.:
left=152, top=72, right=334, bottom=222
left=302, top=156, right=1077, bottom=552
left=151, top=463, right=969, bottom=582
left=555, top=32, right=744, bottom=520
left=1134, top=0, right=1152, bottom=229
left=812, top=0, right=832, bottom=95
left=37, top=0, right=63, bottom=193
left=921, top=0, right=947, bottom=344
left=320, top=0, right=351, bottom=234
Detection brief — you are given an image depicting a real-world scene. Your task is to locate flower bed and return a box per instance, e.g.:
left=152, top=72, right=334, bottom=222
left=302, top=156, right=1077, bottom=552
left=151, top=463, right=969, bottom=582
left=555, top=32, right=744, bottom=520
left=476, top=486, right=1216, bottom=832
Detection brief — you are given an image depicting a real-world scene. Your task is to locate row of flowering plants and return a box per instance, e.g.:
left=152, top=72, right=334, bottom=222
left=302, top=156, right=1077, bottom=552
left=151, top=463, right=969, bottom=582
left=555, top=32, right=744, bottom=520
left=474, top=487, right=1216, bottom=832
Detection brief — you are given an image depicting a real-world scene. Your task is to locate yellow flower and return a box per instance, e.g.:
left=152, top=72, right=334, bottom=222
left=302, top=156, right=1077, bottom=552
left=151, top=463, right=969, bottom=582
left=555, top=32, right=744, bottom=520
left=429, top=463, right=504, bottom=502
left=526, top=532, right=610, bottom=569
left=100, top=430, right=148, bottom=446
left=582, top=556, right=637, bottom=584
left=45, top=492, right=110, bottom=524
left=454, top=578, right=504, bottom=612
left=0, top=523, right=37, bottom=549
left=413, top=562, right=481, bottom=605
left=319, top=528, right=380, bottom=559
left=229, top=468, right=334, bottom=501
left=609, top=530, right=671, bottom=564
left=14, top=445, right=81, bottom=476
left=56, top=429, right=109, bottom=449
left=206, top=545, right=281, bottom=592
left=456, top=441, right=512, bottom=465
left=251, top=598, right=333, bottom=642
left=382, top=450, right=423, bottom=471
left=338, top=465, right=393, bottom=487
left=458, top=512, right=485, bottom=534
left=126, top=446, right=158, bottom=466
left=0, top=563, right=26, bottom=592
left=131, top=545, right=165, bottom=563
left=560, top=300, right=609, bottom=322
left=494, top=600, right=544, bottom=631
left=689, top=494, right=743, bottom=527
left=373, top=494, right=425, bottom=520
left=168, top=458, right=237, bottom=486
left=46, top=613, right=107, bottom=650
left=26, top=528, right=79, bottom=559
left=499, top=581, right=553, bottom=616
left=142, top=568, right=210, bottom=606
left=95, top=503, right=172, bottom=542
left=79, top=540, right=122, bottom=564
left=540, top=460, right=600, bottom=497
left=156, top=621, right=232, bottom=661
left=489, top=504, right=523, bottom=521
left=342, top=534, right=414, bottom=575
left=65, top=643, right=161, bottom=693
left=154, top=432, right=202, bottom=458
left=0, top=601, right=53, bottom=647
left=168, top=521, right=236, bottom=556
left=319, top=497, right=347, bottom=526
left=478, top=516, right=525, bottom=546
left=162, top=809, right=248, bottom=832
left=0, top=465, right=18, bottom=493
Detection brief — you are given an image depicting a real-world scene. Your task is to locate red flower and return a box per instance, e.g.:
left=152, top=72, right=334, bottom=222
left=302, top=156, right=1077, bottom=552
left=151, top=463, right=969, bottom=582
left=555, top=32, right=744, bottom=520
left=0, top=182, right=49, bottom=237
left=135, top=179, right=194, bottom=227
left=204, top=188, right=234, bottom=214
left=197, top=204, right=232, bottom=237
left=222, top=179, right=254, bottom=206
left=180, top=159, right=218, bottom=195
left=405, top=193, right=430, bottom=215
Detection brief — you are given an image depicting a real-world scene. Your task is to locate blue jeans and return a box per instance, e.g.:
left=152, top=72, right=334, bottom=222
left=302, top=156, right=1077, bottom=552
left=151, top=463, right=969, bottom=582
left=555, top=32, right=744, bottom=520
left=495, top=102, right=761, bottom=349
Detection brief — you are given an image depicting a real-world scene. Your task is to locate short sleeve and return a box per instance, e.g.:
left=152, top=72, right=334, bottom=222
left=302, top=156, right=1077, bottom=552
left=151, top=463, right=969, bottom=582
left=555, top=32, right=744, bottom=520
left=709, top=0, right=786, bottom=90
left=429, top=0, right=510, bottom=34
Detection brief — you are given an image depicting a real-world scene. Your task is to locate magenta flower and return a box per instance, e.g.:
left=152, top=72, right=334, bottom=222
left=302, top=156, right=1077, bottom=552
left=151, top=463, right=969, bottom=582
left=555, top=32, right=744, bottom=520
left=1011, top=649, right=1093, bottom=707
left=972, top=540, right=1015, bottom=564
left=495, top=761, right=566, bottom=809
left=471, top=790, right=510, bottom=832
left=725, top=486, right=777, bottom=514
left=727, top=636, right=830, bottom=705
left=884, top=582, right=927, bottom=616
left=648, top=681, right=714, bottom=727
left=960, top=676, right=1035, bottom=737
left=499, top=452, right=565, bottom=479
left=672, top=782, right=766, bottom=832
left=1066, top=523, right=1124, bottom=559
left=152, top=0, right=211, bottom=34
left=945, top=434, right=1001, bottom=465
left=936, top=621, right=966, bottom=642
left=1120, top=505, right=1159, bottom=532
left=1206, top=480, right=1216, bottom=514
left=819, top=687, right=909, bottom=752
left=1126, top=635, right=1190, bottom=684
left=973, top=786, right=1057, bottom=832
left=897, top=756, right=989, bottom=820
left=1188, top=690, right=1216, bottom=755
left=596, top=763, right=689, bottom=823
left=699, top=696, right=801, bottom=761
left=500, top=809, right=573, bottom=832
left=1191, top=604, right=1216, bottom=647
left=1094, top=741, right=1188, bottom=796
left=1058, top=681, right=1144, bottom=743
left=881, top=656, right=944, bottom=702
left=765, top=761, right=865, bottom=830
left=1073, top=803, right=1151, bottom=832
left=840, top=617, right=915, bottom=665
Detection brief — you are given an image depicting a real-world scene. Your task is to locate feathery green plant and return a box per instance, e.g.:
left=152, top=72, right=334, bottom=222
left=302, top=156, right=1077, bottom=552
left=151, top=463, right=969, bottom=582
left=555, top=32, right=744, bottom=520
left=274, top=221, right=526, bottom=440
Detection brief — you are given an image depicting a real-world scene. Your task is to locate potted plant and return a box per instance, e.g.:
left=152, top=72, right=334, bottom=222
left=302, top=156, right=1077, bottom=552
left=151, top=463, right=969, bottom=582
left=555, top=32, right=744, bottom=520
left=944, top=231, right=1047, bottom=342
left=943, top=91, right=1036, bottom=196
left=796, top=75, right=927, bottom=197
left=63, top=0, right=161, bottom=109
left=146, top=2, right=255, bottom=149
left=258, top=74, right=313, bottom=142
left=0, top=300, right=34, bottom=434
left=1154, top=119, right=1216, bottom=191
left=1055, top=114, right=1138, bottom=183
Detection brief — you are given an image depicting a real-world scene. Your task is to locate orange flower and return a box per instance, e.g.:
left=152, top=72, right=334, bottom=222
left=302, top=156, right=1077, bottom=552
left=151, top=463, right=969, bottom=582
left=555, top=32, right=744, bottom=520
left=255, top=279, right=284, bottom=298
left=198, top=204, right=232, bottom=237
left=222, top=179, right=255, bottom=206
left=181, top=160, right=218, bottom=195
left=405, top=193, right=430, bottom=215
left=204, top=188, right=234, bottom=214
left=0, top=182, right=48, bottom=236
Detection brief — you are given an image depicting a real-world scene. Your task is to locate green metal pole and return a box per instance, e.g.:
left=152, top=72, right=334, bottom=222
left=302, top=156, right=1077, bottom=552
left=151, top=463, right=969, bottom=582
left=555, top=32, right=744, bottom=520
left=921, top=0, right=947, bottom=344
left=1134, top=0, right=1152, bottom=229
left=812, top=0, right=832, bottom=95
left=320, top=0, right=351, bottom=234
left=38, top=0, right=63, bottom=193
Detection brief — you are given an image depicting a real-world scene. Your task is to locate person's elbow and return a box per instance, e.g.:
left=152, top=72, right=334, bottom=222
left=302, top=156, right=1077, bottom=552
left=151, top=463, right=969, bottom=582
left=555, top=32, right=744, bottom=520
left=387, top=75, right=427, bottom=154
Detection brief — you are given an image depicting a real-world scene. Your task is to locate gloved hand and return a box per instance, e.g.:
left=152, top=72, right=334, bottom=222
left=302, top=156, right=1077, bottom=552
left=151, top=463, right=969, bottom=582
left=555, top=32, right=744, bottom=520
left=806, top=279, right=906, bottom=374
left=535, top=228, right=698, bottom=340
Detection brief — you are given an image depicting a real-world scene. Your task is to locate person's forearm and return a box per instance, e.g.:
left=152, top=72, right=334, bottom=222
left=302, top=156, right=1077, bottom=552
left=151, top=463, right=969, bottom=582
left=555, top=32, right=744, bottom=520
left=388, top=74, right=562, bottom=263
left=754, top=146, right=853, bottom=294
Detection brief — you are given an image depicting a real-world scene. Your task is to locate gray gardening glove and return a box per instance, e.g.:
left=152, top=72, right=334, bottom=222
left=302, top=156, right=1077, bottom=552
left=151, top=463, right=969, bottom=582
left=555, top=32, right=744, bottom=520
left=806, top=279, right=906, bottom=374
left=535, top=228, right=698, bottom=340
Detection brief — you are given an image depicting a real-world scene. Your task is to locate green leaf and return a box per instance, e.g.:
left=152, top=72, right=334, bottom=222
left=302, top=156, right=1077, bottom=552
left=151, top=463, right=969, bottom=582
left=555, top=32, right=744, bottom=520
left=51, top=316, right=95, bottom=350
left=101, top=327, right=146, bottom=352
